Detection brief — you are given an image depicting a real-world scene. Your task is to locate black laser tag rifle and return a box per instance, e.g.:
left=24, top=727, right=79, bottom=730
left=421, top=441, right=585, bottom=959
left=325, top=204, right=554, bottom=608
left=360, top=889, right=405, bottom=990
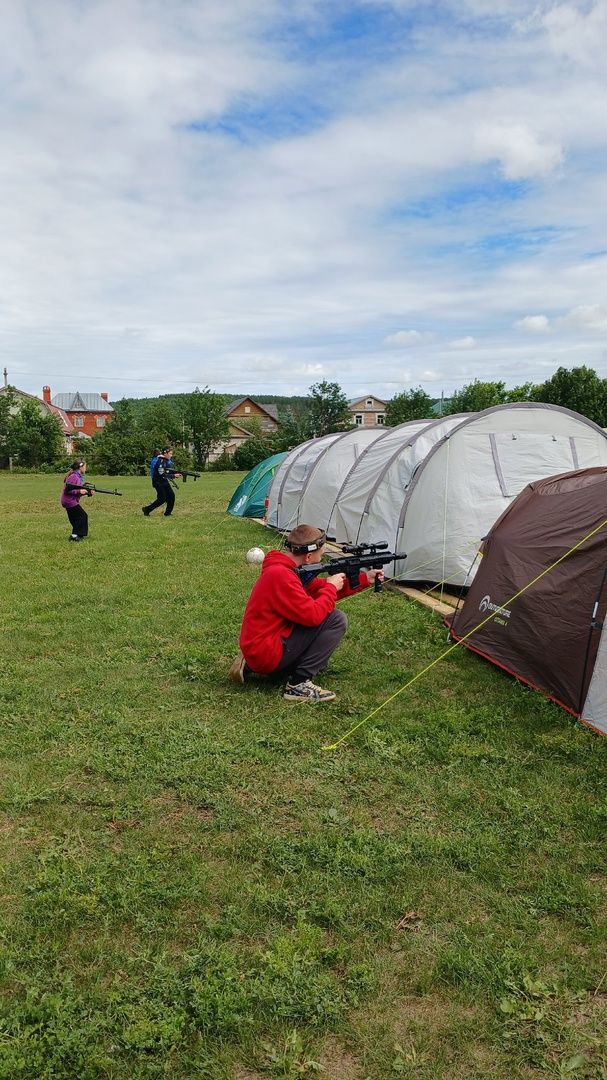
left=81, top=483, right=123, bottom=496
left=166, top=468, right=200, bottom=484
left=297, top=542, right=407, bottom=592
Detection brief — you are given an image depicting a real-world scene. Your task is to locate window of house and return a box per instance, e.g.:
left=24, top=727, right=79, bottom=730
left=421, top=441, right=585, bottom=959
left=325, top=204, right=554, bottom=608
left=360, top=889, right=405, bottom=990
left=377, top=413, right=385, bottom=425
left=366, top=398, right=373, bottom=406
left=244, top=405, right=251, bottom=413
left=355, top=414, right=363, bottom=425
left=74, top=416, right=84, bottom=428
left=96, top=416, right=105, bottom=428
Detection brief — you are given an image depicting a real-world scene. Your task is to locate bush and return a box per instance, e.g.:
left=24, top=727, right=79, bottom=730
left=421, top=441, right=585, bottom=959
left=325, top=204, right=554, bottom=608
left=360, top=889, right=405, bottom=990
left=207, top=451, right=237, bottom=472
left=232, top=438, right=274, bottom=471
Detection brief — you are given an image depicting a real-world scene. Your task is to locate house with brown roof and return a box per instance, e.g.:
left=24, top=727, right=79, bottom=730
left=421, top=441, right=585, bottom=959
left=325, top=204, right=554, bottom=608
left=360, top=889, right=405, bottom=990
left=209, top=397, right=281, bottom=460
left=348, top=394, right=387, bottom=427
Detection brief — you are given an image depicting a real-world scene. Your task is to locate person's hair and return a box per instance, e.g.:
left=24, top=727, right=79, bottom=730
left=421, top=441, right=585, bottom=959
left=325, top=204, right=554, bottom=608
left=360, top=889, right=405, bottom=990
left=161, top=447, right=172, bottom=454
left=71, top=459, right=86, bottom=470
left=285, top=524, right=326, bottom=554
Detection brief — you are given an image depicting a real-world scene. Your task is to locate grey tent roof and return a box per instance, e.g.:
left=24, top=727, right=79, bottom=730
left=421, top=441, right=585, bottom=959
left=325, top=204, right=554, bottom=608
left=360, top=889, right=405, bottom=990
left=52, top=392, right=114, bottom=413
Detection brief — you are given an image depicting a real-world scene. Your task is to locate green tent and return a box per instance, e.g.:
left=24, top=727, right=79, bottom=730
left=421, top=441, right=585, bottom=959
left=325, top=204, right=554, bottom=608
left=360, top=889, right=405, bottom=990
left=227, top=452, right=288, bottom=519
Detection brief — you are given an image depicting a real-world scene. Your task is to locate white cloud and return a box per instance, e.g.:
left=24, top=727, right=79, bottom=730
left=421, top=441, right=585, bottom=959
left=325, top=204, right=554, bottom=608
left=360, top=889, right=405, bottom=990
left=541, top=1, right=607, bottom=69
left=384, top=330, right=429, bottom=347
left=561, top=304, right=607, bottom=331
left=473, top=122, right=563, bottom=180
left=515, top=315, right=551, bottom=332
left=1, top=0, right=606, bottom=399
left=449, top=336, right=476, bottom=349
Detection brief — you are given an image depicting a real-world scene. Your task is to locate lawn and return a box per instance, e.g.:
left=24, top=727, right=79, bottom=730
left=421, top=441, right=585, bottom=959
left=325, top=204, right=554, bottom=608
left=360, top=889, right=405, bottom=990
left=0, top=473, right=605, bottom=1079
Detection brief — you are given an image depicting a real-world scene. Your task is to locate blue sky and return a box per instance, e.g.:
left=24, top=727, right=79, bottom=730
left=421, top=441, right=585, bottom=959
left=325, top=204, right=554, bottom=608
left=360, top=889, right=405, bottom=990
left=1, top=0, right=606, bottom=401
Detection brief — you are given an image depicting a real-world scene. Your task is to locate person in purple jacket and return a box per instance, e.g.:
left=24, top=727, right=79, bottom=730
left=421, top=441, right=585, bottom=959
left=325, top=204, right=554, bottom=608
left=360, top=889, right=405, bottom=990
left=60, top=459, right=93, bottom=542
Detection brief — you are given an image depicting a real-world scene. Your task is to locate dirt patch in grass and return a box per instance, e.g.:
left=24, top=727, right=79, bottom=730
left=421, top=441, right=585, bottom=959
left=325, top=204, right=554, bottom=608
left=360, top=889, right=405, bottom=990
left=318, top=1036, right=364, bottom=1079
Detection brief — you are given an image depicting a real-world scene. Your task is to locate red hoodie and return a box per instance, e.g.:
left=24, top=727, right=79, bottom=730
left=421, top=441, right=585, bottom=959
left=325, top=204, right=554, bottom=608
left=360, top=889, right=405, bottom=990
left=239, top=549, right=369, bottom=674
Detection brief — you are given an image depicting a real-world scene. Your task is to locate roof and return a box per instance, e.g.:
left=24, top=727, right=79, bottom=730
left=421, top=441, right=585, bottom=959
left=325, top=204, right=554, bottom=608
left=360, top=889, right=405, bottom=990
left=52, top=392, right=114, bottom=413
left=224, top=397, right=279, bottom=422
left=0, top=385, right=76, bottom=433
left=47, top=403, right=76, bottom=434
left=348, top=395, right=387, bottom=408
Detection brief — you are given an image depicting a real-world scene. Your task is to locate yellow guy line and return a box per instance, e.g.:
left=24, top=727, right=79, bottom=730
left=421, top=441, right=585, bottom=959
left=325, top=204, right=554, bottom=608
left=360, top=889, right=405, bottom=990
left=322, top=516, right=607, bottom=751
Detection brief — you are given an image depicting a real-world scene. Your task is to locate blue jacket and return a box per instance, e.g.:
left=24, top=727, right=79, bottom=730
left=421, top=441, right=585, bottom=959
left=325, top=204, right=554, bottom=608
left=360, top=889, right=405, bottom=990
left=152, top=455, right=174, bottom=483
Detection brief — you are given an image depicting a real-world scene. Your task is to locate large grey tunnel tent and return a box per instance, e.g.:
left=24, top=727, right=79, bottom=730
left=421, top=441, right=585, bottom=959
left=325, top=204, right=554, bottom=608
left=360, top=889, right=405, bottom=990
left=265, top=404, right=607, bottom=587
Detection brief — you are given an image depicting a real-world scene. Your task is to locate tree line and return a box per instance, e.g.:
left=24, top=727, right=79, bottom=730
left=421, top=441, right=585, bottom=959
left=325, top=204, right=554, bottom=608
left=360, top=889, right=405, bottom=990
left=2, top=366, right=607, bottom=473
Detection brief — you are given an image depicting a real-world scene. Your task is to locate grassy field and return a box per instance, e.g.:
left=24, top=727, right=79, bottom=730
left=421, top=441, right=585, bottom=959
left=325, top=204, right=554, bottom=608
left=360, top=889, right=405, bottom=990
left=0, top=473, right=605, bottom=1079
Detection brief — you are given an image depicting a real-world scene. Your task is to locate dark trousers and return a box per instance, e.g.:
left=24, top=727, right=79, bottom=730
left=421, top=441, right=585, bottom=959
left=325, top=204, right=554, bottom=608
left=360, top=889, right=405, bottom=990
left=66, top=504, right=88, bottom=538
left=143, top=480, right=175, bottom=516
left=273, top=609, right=348, bottom=683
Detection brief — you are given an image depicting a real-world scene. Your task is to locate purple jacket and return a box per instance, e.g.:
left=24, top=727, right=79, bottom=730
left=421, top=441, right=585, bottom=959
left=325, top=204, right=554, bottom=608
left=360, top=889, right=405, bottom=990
left=61, top=470, right=85, bottom=509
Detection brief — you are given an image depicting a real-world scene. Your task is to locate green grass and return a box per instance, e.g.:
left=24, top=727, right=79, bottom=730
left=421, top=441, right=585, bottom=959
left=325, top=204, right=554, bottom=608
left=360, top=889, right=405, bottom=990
left=0, top=473, right=605, bottom=1079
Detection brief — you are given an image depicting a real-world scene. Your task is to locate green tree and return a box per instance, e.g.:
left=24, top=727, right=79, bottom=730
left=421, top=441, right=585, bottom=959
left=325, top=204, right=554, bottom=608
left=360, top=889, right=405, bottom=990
left=140, top=399, right=183, bottom=448
left=0, top=387, right=16, bottom=467
left=448, top=380, right=507, bottom=414
left=308, top=381, right=351, bottom=437
left=505, top=382, right=536, bottom=402
left=186, top=386, right=229, bottom=468
left=108, top=399, right=138, bottom=438
left=9, top=398, right=64, bottom=467
left=535, top=366, right=607, bottom=425
left=233, top=437, right=273, bottom=471
left=386, top=387, right=433, bottom=425
left=88, top=432, right=149, bottom=475
left=272, top=406, right=313, bottom=451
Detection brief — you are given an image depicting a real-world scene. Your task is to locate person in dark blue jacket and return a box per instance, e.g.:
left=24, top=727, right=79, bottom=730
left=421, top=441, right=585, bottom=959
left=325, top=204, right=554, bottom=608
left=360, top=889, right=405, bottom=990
left=142, top=448, right=180, bottom=517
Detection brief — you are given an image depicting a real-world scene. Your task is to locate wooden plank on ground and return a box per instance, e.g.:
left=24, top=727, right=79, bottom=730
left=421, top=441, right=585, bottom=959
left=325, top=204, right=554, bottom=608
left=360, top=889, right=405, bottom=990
left=388, top=583, right=456, bottom=617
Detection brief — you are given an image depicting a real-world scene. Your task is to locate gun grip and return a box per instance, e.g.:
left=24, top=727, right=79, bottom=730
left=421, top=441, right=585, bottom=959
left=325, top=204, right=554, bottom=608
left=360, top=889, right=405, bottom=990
left=374, top=576, right=383, bottom=593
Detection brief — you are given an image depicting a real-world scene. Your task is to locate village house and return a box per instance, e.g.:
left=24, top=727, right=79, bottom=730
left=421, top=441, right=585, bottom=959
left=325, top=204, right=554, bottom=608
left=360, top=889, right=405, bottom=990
left=49, top=389, right=114, bottom=438
left=348, top=394, right=387, bottom=427
left=0, top=382, right=78, bottom=455
left=209, top=397, right=280, bottom=461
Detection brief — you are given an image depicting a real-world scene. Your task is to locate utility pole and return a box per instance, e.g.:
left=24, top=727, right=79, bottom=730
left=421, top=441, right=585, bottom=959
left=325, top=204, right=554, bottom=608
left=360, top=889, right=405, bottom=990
left=2, top=368, right=12, bottom=470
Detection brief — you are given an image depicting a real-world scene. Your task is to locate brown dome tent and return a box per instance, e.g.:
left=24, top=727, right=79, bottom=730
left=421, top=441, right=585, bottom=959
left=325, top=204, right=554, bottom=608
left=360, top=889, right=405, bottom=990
left=448, top=467, right=607, bottom=736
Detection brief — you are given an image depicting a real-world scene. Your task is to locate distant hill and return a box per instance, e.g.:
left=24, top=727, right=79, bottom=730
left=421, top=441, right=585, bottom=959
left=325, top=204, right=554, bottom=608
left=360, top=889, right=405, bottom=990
left=113, top=393, right=312, bottom=422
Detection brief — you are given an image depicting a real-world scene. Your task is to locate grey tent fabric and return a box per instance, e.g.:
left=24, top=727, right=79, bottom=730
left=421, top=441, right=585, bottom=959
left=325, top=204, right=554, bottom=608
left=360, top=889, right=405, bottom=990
left=265, top=404, right=607, bottom=586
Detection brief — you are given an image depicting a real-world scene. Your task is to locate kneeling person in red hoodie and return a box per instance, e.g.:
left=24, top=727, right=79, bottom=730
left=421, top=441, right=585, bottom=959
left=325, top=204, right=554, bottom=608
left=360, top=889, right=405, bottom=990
left=229, top=524, right=383, bottom=702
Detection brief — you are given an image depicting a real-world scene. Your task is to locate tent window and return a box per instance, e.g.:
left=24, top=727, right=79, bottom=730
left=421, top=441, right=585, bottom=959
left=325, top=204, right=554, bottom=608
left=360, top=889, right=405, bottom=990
left=486, top=432, right=602, bottom=498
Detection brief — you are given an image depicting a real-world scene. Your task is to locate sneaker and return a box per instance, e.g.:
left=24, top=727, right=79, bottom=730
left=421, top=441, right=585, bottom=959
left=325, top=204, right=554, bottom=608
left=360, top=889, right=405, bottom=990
left=229, top=651, right=250, bottom=685
left=283, top=679, right=336, bottom=702
left=142, top=507, right=150, bottom=516
left=69, top=535, right=82, bottom=542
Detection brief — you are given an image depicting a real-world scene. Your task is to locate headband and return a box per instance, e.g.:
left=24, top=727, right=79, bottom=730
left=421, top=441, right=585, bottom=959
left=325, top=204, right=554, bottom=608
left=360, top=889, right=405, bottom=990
left=285, top=530, right=326, bottom=555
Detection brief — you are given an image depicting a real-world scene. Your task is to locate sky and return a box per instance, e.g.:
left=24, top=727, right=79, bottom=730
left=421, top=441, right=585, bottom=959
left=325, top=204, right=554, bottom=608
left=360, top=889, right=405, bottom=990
left=1, top=0, right=607, bottom=402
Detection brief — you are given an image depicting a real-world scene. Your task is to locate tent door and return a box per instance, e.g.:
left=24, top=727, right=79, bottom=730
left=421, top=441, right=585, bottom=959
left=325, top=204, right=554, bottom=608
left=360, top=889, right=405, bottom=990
left=579, top=564, right=607, bottom=713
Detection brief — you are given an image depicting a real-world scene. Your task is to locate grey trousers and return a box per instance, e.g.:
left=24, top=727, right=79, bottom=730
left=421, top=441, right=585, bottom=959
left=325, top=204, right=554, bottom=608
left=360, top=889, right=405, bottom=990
left=273, top=608, right=348, bottom=683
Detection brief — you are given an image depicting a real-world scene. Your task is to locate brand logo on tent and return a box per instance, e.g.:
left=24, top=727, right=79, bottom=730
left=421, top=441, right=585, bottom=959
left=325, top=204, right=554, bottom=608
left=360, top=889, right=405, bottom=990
left=479, top=595, right=511, bottom=619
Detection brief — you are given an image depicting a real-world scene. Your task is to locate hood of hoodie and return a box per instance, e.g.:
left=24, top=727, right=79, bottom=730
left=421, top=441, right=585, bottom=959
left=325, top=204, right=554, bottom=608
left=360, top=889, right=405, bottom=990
left=260, top=549, right=299, bottom=573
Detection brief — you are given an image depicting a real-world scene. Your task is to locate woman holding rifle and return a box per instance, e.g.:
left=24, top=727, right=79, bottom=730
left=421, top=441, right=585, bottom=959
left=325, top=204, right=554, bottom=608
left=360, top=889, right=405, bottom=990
left=60, top=459, right=93, bottom=542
